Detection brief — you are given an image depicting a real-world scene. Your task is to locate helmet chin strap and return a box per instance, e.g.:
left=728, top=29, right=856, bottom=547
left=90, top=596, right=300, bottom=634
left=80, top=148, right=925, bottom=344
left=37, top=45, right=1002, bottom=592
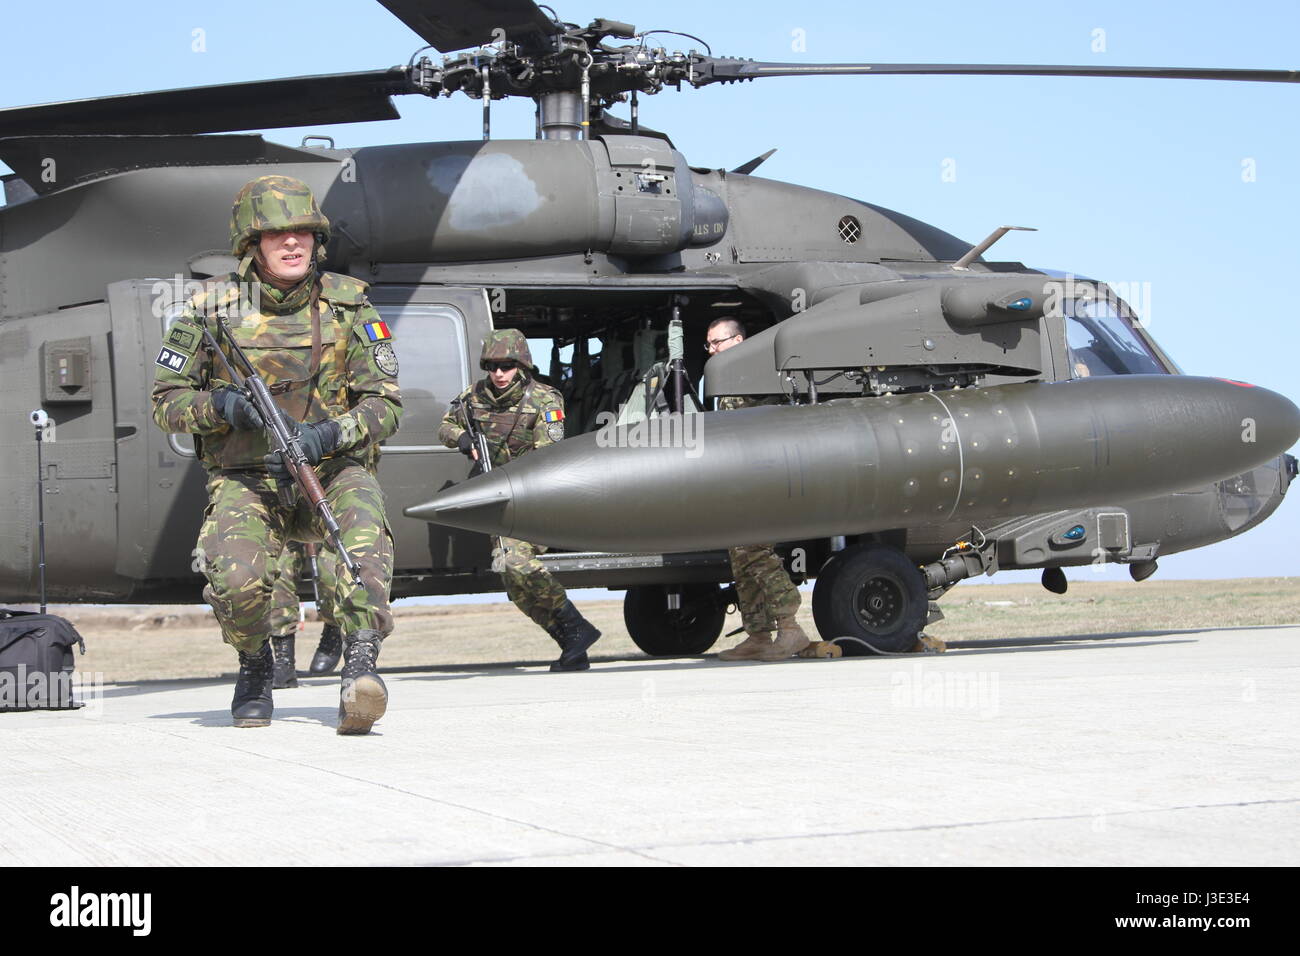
left=254, top=248, right=302, bottom=290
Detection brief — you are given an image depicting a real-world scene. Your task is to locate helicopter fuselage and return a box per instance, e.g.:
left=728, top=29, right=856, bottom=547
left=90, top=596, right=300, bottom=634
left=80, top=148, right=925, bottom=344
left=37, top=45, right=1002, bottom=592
left=0, top=134, right=1293, bottom=612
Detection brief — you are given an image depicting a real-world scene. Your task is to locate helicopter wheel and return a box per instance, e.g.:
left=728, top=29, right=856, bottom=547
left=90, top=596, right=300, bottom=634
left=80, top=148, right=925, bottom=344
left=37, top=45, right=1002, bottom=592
left=624, top=583, right=726, bottom=657
left=811, top=544, right=927, bottom=656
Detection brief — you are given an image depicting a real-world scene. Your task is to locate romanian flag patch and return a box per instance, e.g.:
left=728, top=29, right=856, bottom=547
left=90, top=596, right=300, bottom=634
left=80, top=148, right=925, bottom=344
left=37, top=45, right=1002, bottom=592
left=363, top=321, right=392, bottom=342
left=543, top=408, right=565, bottom=423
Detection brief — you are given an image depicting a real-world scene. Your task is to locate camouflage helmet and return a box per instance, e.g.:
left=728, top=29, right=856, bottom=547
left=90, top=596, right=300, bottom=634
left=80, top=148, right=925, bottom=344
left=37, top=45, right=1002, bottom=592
left=480, top=329, right=534, bottom=370
left=229, top=175, right=331, bottom=256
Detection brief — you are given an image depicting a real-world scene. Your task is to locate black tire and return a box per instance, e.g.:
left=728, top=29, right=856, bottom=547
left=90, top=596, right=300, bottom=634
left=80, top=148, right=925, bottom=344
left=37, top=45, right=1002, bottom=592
left=811, top=544, right=927, bottom=655
left=811, top=549, right=848, bottom=632
left=623, top=583, right=726, bottom=656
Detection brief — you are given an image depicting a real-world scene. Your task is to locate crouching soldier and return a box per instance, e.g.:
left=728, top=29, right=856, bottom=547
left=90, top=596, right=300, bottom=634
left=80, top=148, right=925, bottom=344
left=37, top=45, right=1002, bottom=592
left=151, top=175, right=401, bottom=733
left=438, top=330, right=602, bottom=671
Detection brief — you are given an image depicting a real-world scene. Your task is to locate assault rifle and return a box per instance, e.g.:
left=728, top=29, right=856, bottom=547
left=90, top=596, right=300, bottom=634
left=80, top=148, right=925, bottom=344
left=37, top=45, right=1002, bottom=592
left=455, top=396, right=494, bottom=478
left=200, top=317, right=364, bottom=587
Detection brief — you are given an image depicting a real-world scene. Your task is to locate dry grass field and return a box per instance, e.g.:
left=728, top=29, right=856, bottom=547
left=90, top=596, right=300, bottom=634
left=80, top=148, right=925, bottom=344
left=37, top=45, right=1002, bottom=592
left=45, top=577, right=1300, bottom=683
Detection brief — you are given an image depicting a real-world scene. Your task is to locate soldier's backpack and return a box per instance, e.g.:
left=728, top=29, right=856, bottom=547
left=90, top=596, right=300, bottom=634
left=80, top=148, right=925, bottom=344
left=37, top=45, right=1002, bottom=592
left=0, top=609, right=86, bottom=711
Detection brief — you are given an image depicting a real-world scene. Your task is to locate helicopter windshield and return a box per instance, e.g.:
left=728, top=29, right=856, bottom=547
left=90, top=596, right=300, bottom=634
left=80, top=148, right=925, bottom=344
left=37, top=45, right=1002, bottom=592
left=1064, top=297, right=1168, bottom=378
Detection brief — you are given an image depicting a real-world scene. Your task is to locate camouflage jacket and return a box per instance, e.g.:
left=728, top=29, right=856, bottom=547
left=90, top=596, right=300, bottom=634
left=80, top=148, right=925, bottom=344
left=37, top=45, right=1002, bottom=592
left=151, top=272, right=402, bottom=471
left=438, top=374, right=565, bottom=468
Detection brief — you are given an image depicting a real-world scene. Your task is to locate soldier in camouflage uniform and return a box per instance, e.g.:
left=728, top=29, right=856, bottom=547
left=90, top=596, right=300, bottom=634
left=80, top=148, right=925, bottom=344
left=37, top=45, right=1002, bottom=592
left=438, top=330, right=602, bottom=671
left=706, top=317, right=813, bottom=661
left=267, top=541, right=342, bottom=687
left=151, top=175, right=402, bottom=732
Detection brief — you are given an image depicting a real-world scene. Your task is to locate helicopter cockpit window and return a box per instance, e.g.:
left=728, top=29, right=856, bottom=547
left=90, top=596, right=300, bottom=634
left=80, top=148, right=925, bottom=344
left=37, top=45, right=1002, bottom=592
left=1064, top=297, right=1167, bottom=378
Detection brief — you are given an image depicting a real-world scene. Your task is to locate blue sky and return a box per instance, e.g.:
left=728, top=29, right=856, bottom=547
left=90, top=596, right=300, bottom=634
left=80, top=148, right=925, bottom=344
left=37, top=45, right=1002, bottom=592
left=2, top=0, right=1297, bottom=583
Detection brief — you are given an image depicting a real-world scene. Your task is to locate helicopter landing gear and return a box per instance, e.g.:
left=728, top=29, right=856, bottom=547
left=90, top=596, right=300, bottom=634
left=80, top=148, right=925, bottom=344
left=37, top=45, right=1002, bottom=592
left=623, top=583, right=726, bottom=656
left=812, top=544, right=928, bottom=656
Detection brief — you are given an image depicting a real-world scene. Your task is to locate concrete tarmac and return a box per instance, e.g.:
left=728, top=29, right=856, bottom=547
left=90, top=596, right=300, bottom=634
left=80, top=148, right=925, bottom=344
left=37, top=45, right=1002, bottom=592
left=2, top=625, right=1296, bottom=866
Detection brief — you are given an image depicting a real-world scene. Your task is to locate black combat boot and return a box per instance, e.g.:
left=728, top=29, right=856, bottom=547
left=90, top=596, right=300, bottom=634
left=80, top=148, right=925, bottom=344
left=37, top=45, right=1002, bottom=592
left=545, top=600, right=602, bottom=672
left=271, top=634, right=298, bottom=688
left=231, top=642, right=275, bottom=728
left=338, top=629, right=387, bottom=735
left=309, top=623, right=343, bottom=675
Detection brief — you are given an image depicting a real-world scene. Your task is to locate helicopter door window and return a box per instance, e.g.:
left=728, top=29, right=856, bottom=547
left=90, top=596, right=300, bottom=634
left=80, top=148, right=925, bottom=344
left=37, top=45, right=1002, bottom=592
left=372, top=304, right=470, bottom=449
left=1064, top=298, right=1166, bottom=378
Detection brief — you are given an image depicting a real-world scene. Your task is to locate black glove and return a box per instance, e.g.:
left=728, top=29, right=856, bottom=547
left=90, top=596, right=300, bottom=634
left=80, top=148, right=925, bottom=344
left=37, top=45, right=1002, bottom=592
left=264, top=419, right=342, bottom=479
left=457, top=431, right=474, bottom=456
left=212, top=386, right=264, bottom=431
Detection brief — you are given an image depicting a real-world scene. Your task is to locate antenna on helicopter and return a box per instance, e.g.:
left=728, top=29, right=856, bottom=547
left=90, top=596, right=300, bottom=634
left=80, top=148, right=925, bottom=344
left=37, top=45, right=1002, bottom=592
left=953, top=226, right=1037, bottom=270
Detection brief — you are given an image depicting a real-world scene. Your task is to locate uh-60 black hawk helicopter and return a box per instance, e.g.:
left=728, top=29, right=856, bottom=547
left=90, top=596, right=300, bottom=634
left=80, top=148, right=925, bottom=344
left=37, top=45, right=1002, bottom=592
left=1, top=0, right=1297, bottom=656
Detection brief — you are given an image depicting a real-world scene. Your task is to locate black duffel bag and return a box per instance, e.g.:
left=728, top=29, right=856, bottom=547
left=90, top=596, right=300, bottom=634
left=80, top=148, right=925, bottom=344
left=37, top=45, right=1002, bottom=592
left=0, top=609, right=86, bottom=711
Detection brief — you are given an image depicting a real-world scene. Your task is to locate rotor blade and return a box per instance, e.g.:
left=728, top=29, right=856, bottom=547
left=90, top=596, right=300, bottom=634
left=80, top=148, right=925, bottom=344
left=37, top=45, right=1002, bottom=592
left=0, top=69, right=422, bottom=137
left=692, top=59, right=1300, bottom=86
left=377, top=0, right=559, bottom=52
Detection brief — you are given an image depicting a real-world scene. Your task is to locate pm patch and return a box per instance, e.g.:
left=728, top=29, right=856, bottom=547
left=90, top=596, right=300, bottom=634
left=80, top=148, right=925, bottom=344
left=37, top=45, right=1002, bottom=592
left=546, top=420, right=565, bottom=442
left=166, top=325, right=197, bottom=353
left=155, top=346, right=189, bottom=373
left=373, top=341, right=399, bottom=376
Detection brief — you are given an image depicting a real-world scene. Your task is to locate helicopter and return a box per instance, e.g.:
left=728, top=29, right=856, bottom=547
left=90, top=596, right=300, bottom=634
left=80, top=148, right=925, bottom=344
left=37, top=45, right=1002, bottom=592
left=1, top=0, right=1297, bottom=656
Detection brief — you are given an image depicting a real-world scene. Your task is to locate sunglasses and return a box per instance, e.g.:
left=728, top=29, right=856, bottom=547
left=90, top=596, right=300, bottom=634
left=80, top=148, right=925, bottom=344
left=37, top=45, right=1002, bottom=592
left=486, top=361, right=518, bottom=372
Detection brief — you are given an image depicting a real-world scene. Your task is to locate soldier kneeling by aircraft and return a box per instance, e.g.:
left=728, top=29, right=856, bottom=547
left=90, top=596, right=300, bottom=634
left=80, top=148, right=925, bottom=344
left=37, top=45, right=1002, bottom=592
left=438, top=331, right=603, bottom=671
left=151, top=175, right=402, bottom=734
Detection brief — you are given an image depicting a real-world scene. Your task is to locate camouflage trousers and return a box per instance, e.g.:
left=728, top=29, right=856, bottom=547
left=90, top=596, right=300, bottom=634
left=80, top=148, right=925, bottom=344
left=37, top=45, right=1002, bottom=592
left=495, top=537, right=568, bottom=630
left=728, top=544, right=801, bottom=635
left=268, top=541, right=337, bottom=638
left=197, top=461, right=394, bottom=654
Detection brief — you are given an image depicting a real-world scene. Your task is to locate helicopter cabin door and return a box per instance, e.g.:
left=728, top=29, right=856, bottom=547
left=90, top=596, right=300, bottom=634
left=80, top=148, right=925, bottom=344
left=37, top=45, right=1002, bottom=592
left=365, top=286, right=496, bottom=584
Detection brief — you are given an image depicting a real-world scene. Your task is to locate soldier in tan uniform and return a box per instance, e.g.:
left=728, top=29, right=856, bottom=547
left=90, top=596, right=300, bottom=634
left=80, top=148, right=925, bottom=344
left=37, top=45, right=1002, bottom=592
left=706, top=317, right=813, bottom=661
left=438, top=330, right=602, bottom=671
left=151, top=176, right=402, bottom=733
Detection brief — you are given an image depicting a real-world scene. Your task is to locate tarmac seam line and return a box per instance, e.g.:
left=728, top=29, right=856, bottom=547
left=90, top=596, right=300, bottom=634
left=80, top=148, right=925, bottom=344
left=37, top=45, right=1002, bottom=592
left=617, top=796, right=1300, bottom=855
left=135, top=725, right=683, bottom=867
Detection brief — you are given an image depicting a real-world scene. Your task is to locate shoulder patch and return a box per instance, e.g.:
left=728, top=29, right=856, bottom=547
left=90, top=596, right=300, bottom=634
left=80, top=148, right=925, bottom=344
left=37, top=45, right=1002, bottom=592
left=362, top=320, right=392, bottom=342
left=352, top=318, right=393, bottom=346
left=166, top=324, right=198, bottom=355
left=155, top=345, right=191, bottom=374
left=319, top=271, right=369, bottom=306
left=373, top=341, right=399, bottom=376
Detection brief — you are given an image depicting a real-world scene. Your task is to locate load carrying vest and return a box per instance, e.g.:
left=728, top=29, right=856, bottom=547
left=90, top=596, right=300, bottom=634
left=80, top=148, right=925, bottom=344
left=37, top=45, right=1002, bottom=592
left=195, top=272, right=368, bottom=470
left=465, top=378, right=544, bottom=467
